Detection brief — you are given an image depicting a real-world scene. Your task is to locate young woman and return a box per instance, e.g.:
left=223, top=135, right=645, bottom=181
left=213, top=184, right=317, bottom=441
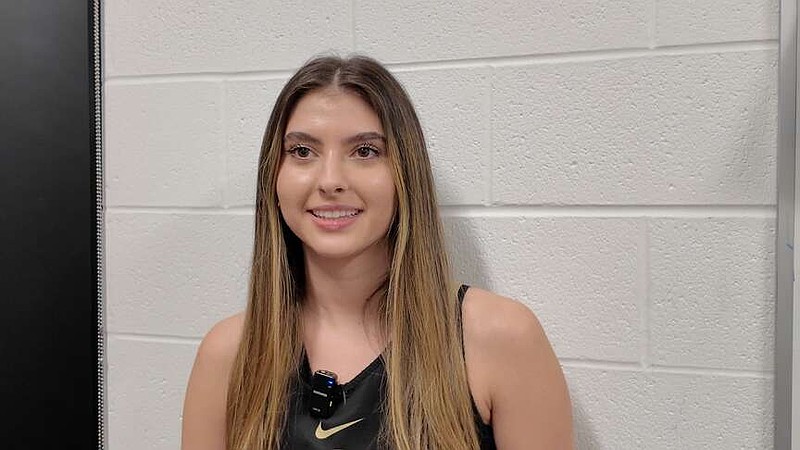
left=181, top=55, right=573, bottom=450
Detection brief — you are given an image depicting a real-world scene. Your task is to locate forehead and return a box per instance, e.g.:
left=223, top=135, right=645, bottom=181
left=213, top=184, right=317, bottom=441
left=285, top=89, right=384, bottom=137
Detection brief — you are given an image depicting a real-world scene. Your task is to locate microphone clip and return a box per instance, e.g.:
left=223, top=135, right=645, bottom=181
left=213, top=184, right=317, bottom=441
left=308, top=369, right=341, bottom=419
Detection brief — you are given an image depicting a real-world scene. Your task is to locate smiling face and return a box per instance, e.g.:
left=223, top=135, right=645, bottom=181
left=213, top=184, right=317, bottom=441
left=276, top=88, right=396, bottom=261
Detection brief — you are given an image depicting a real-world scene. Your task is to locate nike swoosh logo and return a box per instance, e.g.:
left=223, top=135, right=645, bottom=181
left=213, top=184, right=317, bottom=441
left=314, top=418, right=364, bottom=439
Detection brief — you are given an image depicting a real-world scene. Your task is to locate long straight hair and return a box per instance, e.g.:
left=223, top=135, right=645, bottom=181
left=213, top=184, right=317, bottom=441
left=225, top=54, right=480, bottom=450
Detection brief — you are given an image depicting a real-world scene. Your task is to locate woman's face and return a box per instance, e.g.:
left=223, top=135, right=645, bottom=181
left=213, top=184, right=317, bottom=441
left=276, top=88, right=396, bottom=261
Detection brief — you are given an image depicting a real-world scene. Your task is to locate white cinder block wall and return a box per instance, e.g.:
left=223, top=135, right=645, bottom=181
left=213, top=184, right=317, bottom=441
left=104, top=1, right=779, bottom=448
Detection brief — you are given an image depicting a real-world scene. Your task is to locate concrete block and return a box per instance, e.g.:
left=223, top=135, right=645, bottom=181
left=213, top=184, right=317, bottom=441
left=649, top=218, right=775, bottom=370
left=356, top=0, right=649, bottom=62
left=107, top=336, right=198, bottom=450
left=564, top=367, right=651, bottom=449
left=394, top=67, right=491, bottom=205
left=491, top=50, right=777, bottom=205
left=107, top=211, right=254, bottom=337
left=444, top=217, right=642, bottom=362
left=105, top=0, right=352, bottom=76
left=645, top=371, right=773, bottom=449
left=565, top=366, right=773, bottom=449
left=656, top=0, right=779, bottom=46
left=224, top=77, right=289, bottom=207
left=106, top=81, right=224, bottom=207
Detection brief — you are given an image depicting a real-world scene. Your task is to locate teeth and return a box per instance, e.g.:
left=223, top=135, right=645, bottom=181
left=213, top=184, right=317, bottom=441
left=312, top=209, right=360, bottom=219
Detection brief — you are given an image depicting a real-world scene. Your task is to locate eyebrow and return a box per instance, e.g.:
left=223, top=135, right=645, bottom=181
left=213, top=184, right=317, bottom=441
left=283, top=131, right=386, bottom=146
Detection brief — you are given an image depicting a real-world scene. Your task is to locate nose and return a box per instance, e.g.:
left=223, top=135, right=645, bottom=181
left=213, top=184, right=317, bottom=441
left=317, top=155, right=348, bottom=194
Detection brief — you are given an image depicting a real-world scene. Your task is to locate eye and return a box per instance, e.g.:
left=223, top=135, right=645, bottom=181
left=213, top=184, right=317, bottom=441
left=287, top=144, right=313, bottom=159
left=354, top=143, right=380, bottom=159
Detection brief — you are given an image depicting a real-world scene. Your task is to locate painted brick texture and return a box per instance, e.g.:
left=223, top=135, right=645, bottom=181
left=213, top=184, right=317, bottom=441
left=105, top=1, right=777, bottom=448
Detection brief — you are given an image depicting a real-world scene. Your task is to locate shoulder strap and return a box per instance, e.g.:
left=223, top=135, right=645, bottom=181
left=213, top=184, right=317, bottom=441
left=457, top=284, right=470, bottom=359
left=458, top=284, right=469, bottom=305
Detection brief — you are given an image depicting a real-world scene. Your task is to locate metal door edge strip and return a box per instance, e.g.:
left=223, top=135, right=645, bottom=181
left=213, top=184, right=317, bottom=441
left=92, top=0, right=106, bottom=448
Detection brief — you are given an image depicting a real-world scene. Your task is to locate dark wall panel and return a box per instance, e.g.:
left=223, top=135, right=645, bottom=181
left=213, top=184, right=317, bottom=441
left=0, top=0, right=99, bottom=448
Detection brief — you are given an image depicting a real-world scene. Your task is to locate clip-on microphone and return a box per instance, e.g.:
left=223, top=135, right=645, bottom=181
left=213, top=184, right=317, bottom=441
left=309, top=369, right=341, bottom=419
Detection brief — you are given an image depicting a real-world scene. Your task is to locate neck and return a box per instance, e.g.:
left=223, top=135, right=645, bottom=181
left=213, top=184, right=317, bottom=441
left=301, top=242, right=390, bottom=328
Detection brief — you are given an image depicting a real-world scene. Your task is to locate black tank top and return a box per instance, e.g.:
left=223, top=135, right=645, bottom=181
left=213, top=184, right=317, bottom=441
left=283, top=284, right=496, bottom=449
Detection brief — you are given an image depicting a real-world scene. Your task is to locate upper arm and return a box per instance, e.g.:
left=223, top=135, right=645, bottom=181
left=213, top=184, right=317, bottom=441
left=181, top=313, right=244, bottom=450
left=465, top=290, right=574, bottom=450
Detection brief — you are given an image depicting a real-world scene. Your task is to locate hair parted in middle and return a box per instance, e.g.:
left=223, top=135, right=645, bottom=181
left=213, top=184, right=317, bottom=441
left=225, top=53, right=481, bottom=450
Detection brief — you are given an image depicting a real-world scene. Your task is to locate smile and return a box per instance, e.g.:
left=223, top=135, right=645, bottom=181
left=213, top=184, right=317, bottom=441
left=309, top=209, right=362, bottom=219
left=307, top=209, right=363, bottom=231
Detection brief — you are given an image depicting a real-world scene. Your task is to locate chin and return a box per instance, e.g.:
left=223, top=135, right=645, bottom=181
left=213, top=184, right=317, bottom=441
left=304, top=243, right=366, bottom=260
left=302, top=235, right=387, bottom=261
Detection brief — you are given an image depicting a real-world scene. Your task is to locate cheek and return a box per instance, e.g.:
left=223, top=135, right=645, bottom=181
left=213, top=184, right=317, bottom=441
left=276, top=165, right=305, bottom=205
left=275, top=171, right=288, bottom=207
left=275, top=169, right=303, bottom=226
left=367, top=169, right=396, bottom=218
left=275, top=169, right=304, bottom=235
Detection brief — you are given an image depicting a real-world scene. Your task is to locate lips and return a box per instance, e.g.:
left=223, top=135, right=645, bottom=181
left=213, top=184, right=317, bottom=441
left=308, top=205, right=364, bottom=231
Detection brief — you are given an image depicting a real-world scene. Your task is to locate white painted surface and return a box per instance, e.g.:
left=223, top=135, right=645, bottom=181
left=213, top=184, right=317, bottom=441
left=491, top=51, right=777, bottom=205
left=655, top=0, right=779, bottom=46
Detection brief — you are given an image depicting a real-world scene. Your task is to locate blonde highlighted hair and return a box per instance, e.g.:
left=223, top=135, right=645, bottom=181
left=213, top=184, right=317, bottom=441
left=225, top=54, right=480, bottom=450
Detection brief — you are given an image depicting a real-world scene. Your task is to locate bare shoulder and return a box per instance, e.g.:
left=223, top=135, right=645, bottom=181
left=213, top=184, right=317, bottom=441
left=197, top=311, right=246, bottom=366
left=181, top=311, right=246, bottom=450
left=462, top=287, right=574, bottom=449
left=461, top=286, right=546, bottom=346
